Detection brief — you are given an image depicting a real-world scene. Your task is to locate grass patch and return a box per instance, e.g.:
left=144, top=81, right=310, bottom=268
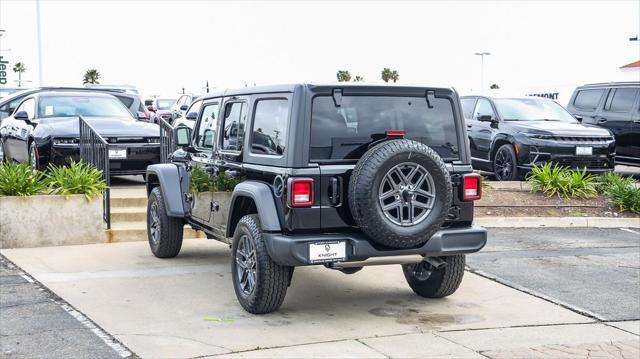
left=596, top=172, right=640, bottom=214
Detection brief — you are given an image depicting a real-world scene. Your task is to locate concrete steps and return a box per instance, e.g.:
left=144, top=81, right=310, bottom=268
left=107, top=187, right=205, bottom=242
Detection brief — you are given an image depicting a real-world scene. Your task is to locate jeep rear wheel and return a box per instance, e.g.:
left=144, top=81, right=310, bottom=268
left=349, top=139, right=452, bottom=249
left=402, top=255, right=465, bottom=298
left=231, top=215, right=291, bottom=314
left=147, top=187, right=184, bottom=258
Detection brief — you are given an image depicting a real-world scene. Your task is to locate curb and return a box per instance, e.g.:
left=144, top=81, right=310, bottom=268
left=475, top=216, right=640, bottom=229
left=487, top=181, right=532, bottom=191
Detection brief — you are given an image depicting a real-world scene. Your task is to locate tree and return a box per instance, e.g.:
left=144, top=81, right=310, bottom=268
left=353, top=75, right=364, bottom=82
left=381, top=68, right=399, bottom=83
left=12, top=62, right=26, bottom=87
left=82, top=69, right=101, bottom=85
left=336, top=70, right=351, bottom=82
left=490, top=83, right=500, bottom=90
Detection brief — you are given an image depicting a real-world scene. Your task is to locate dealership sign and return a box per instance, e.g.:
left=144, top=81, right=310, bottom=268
left=527, top=92, right=559, bottom=100
left=0, top=55, right=7, bottom=85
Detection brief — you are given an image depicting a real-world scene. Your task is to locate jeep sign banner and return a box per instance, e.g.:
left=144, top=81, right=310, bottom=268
left=0, top=56, right=8, bottom=85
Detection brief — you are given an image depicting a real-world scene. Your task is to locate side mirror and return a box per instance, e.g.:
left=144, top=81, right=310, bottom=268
left=185, top=112, right=198, bottom=120
left=147, top=105, right=155, bottom=112
left=14, top=111, right=29, bottom=120
left=180, top=105, right=189, bottom=111
left=477, top=114, right=495, bottom=122
left=175, top=126, right=191, bottom=147
left=144, top=100, right=153, bottom=106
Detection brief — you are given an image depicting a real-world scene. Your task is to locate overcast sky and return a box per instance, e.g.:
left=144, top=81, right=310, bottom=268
left=0, top=0, right=638, bottom=99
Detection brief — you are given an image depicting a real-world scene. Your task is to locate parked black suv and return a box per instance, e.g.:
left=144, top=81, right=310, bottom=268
left=146, top=84, right=486, bottom=314
left=461, top=96, right=615, bottom=180
left=566, top=82, right=639, bottom=167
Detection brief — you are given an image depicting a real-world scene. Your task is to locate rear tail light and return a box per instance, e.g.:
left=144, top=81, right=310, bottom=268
left=462, top=173, right=482, bottom=201
left=289, top=178, right=314, bottom=207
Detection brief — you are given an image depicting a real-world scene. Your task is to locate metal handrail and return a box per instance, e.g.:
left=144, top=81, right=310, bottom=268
left=159, top=117, right=175, bottom=163
left=79, top=116, right=111, bottom=229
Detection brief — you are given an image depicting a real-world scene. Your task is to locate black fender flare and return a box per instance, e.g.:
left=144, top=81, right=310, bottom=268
left=146, top=163, right=190, bottom=218
left=227, top=181, right=282, bottom=237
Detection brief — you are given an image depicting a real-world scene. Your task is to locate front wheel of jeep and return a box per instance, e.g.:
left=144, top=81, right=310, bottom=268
left=147, top=186, right=184, bottom=258
left=402, top=255, right=465, bottom=298
left=232, top=215, right=291, bottom=314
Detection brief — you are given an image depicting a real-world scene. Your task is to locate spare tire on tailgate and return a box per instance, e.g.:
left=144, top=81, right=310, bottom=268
left=349, top=139, right=452, bottom=249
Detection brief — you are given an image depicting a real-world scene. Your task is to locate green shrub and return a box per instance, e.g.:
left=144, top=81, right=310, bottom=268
left=526, top=163, right=597, bottom=199
left=596, top=172, right=635, bottom=193
left=46, top=161, right=107, bottom=200
left=0, top=162, right=48, bottom=196
left=597, top=172, right=640, bottom=214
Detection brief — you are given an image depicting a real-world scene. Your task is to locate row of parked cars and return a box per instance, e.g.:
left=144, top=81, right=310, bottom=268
left=464, top=81, right=638, bottom=179
left=0, top=81, right=637, bottom=181
left=0, top=86, right=161, bottom=176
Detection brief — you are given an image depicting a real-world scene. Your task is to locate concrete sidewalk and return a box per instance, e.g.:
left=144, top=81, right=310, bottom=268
left=2, top=239, right=638, bottom=358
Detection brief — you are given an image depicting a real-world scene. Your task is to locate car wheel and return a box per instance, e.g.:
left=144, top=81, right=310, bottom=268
left=493, top=144, right=518, bottom=181
left=28, top=142, right=39, bottom=170
left=0, top=138, right=5, bottom=163
left=402, top=255, right=465, bottom=298
left=231, top=214, right=291, bottom=314
left=349, top=139, right=452, bottom=249
left=147, top=186, right=184, bottom=258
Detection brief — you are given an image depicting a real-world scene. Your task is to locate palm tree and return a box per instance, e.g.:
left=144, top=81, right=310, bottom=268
left=381, top=68, right=399, bottom=83
left=82, top=69, right=101, bottom=85
left=336, top=70, right=352, bottom=82
left=12, top=62, right=26, bottom=87
left=390, top=70, right=399, bottom=83
left=353, top=75, right=364, bottom=82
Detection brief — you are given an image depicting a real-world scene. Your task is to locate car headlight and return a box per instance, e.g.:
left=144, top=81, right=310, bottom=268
left=147, top=137, right=160, bottom=144
left=53, top=138, right=79, bottom=145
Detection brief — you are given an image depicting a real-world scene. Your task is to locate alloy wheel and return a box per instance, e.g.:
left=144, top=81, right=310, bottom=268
left=149, top=201, right=160, bottom=245
left=235, top=234, right=257, bottom=296
left=378, top=162, right=436, bottom=226
left=494, top=148, right=513, bottom=180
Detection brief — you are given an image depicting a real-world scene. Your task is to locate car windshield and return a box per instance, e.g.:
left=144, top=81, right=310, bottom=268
left=38, top=96, right=133, bottom=118
left=310, top=95, right=459, bottom=161
left=494, top=98, right=577, bottom=123
left=157, top=99, right=175, bottom=110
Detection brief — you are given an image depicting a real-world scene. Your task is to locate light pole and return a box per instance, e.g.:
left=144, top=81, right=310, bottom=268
left=474, top=52, right=491, bottom=93
left=36, top=0, right=43, bottom=86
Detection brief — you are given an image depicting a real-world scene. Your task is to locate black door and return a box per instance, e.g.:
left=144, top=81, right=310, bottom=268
left=598, top=87, right=640, bottom=165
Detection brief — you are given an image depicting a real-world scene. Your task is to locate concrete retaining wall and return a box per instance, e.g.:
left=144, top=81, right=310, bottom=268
left=0, top=194, right=105, bottom=248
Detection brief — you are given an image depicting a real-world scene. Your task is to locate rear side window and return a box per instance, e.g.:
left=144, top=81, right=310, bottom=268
left=251, top=99, right=289, bottom=156
left=310, top=95, right=459, bottom=161
left=573, top=89, right=604, bottom=111
left=604, top=88, right=639, bottom=112
left=115, top=95, right=135, bottom=110
left=460, top=98, right=476, bottom=119
left=221, top=102, right=247, bottom=152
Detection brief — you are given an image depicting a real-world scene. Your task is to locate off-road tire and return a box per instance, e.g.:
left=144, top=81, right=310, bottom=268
left=402, top=255, right=465, bottom=298
left=147, top=186, right=184, bottom=258
left=493, top=144, right=519, bottom=181
left=349, top=139, right=452, bottom=248
left=231, top=215, right=291, bottom=314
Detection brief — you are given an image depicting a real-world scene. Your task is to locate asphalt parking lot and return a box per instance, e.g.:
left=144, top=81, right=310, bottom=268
left=2, top=227, right=639, bottom=358
left=468, top=227, right=640, bottom=321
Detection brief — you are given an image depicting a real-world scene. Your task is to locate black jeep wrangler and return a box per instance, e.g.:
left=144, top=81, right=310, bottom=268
left=146, top=84, right=487, bottom=314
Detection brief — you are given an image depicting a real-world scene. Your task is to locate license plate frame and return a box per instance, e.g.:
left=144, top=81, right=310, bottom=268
left=108, top=148, right=127, bottom=159
left=575, top=146, right=593, bottom=156
left=308, top=241, right=346, bottom=263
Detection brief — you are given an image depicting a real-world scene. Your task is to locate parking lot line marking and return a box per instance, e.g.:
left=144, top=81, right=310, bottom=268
left=620, top=228, right=639, bottom=235
left=34, top=264, right=228, bottom=283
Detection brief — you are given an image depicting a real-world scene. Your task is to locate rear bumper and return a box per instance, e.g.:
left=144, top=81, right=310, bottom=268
left=263, top=225, right=487, bottom=267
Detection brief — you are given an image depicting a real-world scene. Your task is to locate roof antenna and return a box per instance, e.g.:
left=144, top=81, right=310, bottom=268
left=425, top=90, right=435, bottom=109
left=332, top=88, right=343, bottom=107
